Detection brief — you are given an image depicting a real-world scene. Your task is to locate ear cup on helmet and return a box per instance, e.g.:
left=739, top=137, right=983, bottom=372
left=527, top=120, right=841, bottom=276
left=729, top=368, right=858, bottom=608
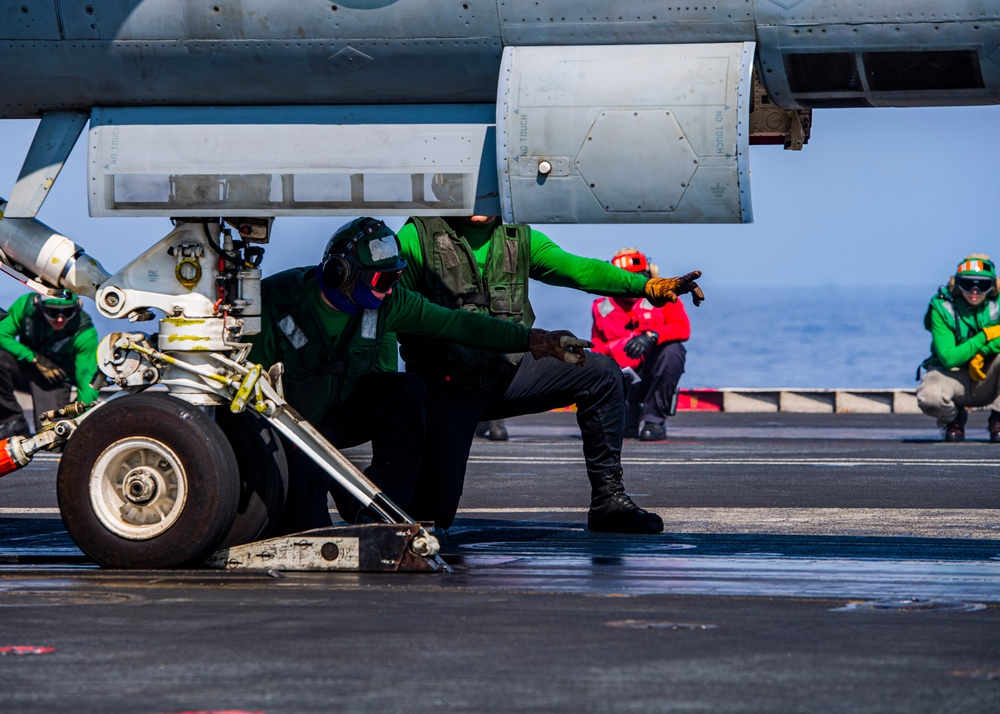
left=319, top=255, right=352, bottom=289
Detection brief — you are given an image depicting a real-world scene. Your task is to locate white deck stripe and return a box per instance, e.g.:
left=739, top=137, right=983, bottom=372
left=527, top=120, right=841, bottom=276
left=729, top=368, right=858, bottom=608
left=470, top=456, right=998, bottom=467
left=453, top=507, right=1000, bottom=539
left=0, top=508, right=60, bottom=514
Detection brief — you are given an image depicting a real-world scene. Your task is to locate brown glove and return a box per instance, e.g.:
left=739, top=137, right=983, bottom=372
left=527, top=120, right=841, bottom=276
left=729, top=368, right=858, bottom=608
left=528, top=329, right=592, bottom=366
left=644, top=271, right=704, bottom=307
left=33, top=354, right=66, bottom=385
left=983, top=324, right=1000, bottom=343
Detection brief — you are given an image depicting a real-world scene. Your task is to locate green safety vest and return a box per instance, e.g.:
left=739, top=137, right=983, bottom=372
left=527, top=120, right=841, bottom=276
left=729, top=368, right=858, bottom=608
left=922, top=288, right=1000, bottom=370
left=399, top=217, right=533, bottom=389
left=263, top=269, right=387, bottom=423
left=22, top=298, right=93, bottom=374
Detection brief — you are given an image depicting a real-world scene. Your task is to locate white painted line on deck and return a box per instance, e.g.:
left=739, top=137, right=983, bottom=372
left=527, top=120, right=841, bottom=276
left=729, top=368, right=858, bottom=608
left=454, top=507, right=1000, bottom=539
left=470, top=456, right=998, bottom=467
left=0, top=508, right=60, bottom=514
left=459, top=507, right=585, bottom=513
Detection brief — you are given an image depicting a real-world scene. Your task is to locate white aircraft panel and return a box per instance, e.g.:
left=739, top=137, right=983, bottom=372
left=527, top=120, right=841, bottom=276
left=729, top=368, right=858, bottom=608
left=498, top=43, right=755, bottom=224
left=87, top=106, right=494, bottom=217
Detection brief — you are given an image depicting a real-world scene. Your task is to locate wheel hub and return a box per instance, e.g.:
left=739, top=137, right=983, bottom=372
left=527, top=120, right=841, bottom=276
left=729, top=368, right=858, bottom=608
left=122, top=469, right=157, bottom=504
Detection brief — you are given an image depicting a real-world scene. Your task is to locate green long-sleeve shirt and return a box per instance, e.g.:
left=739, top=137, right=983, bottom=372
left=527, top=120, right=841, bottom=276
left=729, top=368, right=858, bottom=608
left=248, top=271, right=531, bottom=373
left=396, top=220, right=649, bottom=297
left=925, top=289, right=1000, bottom=369
left=0, top=293, right=100, bottom=402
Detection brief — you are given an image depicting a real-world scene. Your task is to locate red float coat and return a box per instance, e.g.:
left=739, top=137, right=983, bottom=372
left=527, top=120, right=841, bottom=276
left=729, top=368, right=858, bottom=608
left=591, top=296, right=690, bottom=370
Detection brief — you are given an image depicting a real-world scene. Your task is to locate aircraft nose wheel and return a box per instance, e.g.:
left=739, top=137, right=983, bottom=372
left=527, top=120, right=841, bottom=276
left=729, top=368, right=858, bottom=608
left=57, top=393, right=241, bottom=569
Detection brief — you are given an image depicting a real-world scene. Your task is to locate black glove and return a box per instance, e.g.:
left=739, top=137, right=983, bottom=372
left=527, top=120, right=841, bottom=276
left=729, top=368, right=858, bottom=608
left=624, top=331, right=658, bottom=359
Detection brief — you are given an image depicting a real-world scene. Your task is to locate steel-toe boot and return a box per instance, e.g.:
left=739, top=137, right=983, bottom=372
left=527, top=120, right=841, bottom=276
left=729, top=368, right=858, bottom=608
left=587, top=469, right=663, bottom=533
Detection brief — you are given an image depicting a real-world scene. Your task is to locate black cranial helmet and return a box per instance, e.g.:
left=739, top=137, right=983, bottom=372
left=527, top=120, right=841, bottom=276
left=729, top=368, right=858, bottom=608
left=319, top=218, right=407, bottom=294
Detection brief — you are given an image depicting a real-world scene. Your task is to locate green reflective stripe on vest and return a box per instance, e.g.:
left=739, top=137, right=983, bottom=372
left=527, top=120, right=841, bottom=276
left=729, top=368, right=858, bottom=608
left=400, top=217, right=532, bottom=388
left=265, top=268, right=385, bottom=422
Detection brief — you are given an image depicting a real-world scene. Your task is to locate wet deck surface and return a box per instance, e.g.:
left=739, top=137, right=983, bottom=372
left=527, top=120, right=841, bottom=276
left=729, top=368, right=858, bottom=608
left=1, top=411, right=998, bottom=713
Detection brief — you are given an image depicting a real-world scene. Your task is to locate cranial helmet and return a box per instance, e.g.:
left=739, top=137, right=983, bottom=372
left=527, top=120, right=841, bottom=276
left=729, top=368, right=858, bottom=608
left=948, top=253, right=999, bottom=297
left=612, top=247, right=659, bottom=278
left=323, top=217, right=405, bottom=271
left=317, top=218, right=407, bottom=312
left=35, top=290, right=81, bottom=322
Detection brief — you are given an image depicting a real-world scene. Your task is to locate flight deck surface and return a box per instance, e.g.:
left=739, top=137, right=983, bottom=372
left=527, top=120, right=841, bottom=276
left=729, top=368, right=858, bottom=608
left=1, top=411, right=998, bottom=713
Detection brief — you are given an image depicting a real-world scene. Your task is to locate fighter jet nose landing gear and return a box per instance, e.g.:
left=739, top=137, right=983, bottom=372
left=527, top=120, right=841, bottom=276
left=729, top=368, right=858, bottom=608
left=0, top=212, right=448, bottom=573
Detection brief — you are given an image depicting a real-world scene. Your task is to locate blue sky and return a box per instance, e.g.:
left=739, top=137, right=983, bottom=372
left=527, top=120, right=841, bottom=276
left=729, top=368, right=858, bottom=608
left=2, top=104, right=997, bottom=298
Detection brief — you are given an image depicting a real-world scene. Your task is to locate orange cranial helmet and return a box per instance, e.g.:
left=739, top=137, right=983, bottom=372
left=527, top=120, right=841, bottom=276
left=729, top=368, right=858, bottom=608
left=611, top=247, right=648, bottom=273
left=612, top=247, right=659, bottom=278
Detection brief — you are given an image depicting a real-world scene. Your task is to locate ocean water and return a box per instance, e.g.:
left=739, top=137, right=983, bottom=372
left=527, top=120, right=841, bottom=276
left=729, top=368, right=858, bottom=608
left=531, top=284, right=934, bottom=390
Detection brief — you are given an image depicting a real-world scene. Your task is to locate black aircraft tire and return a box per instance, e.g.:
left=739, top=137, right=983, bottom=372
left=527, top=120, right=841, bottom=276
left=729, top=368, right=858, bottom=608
left=215, top=409, right=289, bottom=548
left=56, top=393, right=240, bottom=569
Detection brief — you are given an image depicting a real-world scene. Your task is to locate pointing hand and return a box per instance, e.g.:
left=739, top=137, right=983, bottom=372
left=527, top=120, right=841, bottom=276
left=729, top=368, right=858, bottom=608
left=644, top=271, right=704, bottom=307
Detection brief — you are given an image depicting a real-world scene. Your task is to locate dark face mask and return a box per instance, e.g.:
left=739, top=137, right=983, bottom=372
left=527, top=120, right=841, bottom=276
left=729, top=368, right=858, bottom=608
left=315, top=264, right=389, bottom=314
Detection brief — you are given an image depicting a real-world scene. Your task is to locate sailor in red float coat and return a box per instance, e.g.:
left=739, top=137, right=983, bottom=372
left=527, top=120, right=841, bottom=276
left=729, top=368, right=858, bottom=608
left=591, top=247, right=691, bottom=441
left=591, top=296, right=690, bottom=371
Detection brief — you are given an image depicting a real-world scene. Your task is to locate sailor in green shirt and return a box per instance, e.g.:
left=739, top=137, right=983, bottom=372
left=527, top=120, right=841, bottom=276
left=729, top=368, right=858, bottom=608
left=395, top=215, right=704, bottom=534
left=917, top=253, right=1000, bottom=442
left=0, top=291, right=99, bottom=438
left=248, top=217, right=588, bottom=533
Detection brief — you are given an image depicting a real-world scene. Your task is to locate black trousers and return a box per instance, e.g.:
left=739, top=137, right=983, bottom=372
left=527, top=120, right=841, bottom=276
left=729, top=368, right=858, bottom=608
left=0, top=350, right=72, bottom=432
left=409, top=351, right=625, bottom=529
left=625, top=341, right=686, bottom=430
left=272, top=371, right=427, bottom=536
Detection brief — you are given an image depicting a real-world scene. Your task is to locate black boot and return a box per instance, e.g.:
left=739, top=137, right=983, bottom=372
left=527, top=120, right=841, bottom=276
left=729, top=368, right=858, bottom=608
left=639, top=422, right=666, bottom=441
left=944, top=408, right=967, bottom=442
left=587, top=470, right=663, bottom=534
left=476, top=420, right=509, bottom=441
left=0, top=415, right=29, bottom=440
left=485, top=420, right=509, bottom=441
left=989, top=411, right=1000, bottom=444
